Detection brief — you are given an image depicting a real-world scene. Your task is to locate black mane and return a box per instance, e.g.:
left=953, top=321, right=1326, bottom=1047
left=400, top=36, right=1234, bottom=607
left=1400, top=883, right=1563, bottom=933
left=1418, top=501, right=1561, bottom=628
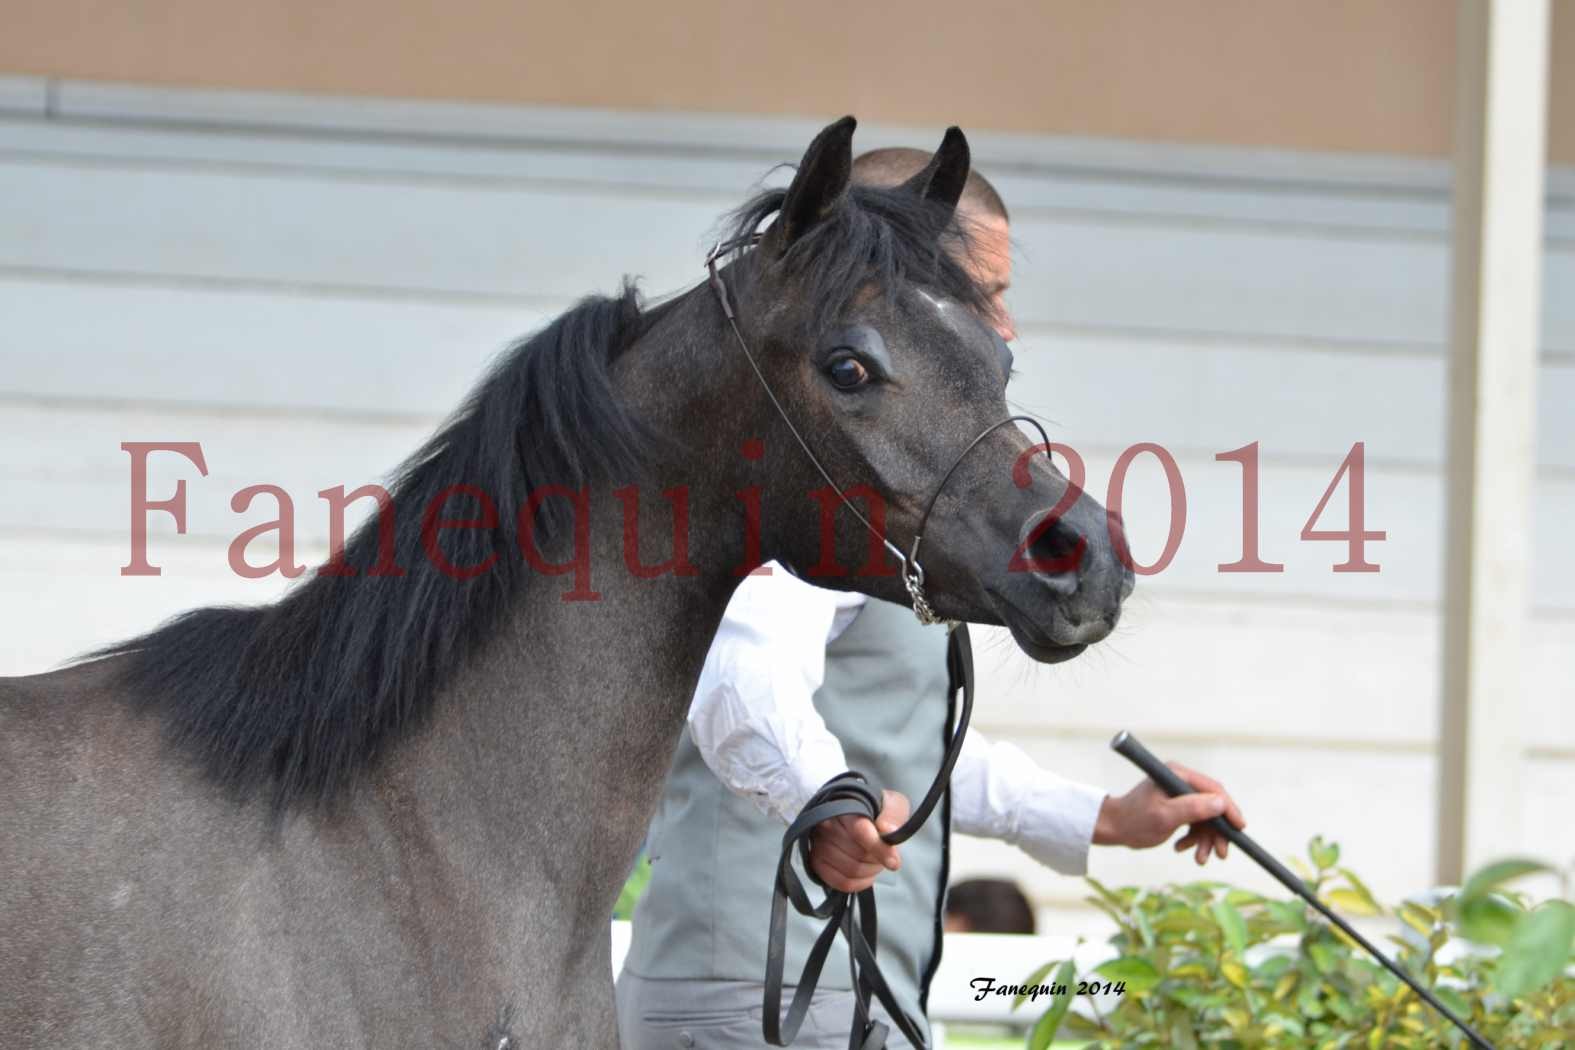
left=94, top=286, right=650, bottom=810
left=92, top=178, right=989, bottom=811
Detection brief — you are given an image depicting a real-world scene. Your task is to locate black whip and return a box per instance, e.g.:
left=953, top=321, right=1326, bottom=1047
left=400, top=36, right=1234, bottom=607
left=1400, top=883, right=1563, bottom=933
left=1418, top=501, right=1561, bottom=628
left=1111, top=731, right=1494, bottom=1050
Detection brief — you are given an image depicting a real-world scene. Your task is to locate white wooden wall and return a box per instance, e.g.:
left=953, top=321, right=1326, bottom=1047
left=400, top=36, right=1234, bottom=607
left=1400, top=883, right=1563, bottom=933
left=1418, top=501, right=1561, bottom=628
left=1, top=78, right=1569, bottom=917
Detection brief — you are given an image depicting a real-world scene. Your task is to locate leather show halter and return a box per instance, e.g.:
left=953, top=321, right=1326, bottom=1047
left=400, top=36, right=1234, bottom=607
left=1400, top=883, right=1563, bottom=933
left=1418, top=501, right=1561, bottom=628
left=705, top=235, right=1059, bottom=1049
left=706, top=234, right=1056, bottom=630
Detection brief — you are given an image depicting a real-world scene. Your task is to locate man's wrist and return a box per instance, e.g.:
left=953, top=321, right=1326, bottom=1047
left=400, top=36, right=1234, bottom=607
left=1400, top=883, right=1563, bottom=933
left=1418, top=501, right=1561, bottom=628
left=1092, top=793, right=1122, bottom=847
left=766, top=750, right=853, bottom=825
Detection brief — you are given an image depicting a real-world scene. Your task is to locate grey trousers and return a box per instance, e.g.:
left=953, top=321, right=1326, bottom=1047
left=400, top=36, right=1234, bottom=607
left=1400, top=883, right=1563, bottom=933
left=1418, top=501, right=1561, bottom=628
left=615, top=972, right=919, bottom=1050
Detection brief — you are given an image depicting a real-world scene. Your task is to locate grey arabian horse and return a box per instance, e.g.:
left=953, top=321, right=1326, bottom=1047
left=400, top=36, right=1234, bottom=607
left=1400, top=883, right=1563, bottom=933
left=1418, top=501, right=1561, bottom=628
left=0, top=118, right=1131, bottom=1048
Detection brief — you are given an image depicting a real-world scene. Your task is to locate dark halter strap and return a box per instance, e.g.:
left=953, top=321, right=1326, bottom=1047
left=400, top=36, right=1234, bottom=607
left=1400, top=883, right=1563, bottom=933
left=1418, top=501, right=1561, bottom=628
left=705, top=236, right=1055, bottom=627
left=704, top=237, right=1054, bottom=1050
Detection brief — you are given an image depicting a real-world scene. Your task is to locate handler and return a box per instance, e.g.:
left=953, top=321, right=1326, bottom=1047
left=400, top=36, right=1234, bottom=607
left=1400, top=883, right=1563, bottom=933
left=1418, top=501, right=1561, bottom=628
left=616, top=149, right=1246, bottom=1050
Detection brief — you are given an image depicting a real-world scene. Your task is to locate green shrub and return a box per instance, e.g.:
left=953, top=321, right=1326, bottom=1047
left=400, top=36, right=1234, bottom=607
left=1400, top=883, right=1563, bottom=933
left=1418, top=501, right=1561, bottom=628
left=1020, top=839, right=1574, bottom=1049
left=614, top=856, right=651, bottom=920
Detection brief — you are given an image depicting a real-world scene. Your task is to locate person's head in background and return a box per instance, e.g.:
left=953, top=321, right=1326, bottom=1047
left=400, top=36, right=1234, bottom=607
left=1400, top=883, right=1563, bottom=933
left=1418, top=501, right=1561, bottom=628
left=944, top=877, right=1036, bottom=935
left=851, top=147, right=1016, bottom=343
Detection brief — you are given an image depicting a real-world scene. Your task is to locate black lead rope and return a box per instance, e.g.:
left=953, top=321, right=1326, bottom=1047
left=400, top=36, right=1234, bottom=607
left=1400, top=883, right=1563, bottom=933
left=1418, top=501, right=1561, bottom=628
left=763, top=622, right=975, bottom=1050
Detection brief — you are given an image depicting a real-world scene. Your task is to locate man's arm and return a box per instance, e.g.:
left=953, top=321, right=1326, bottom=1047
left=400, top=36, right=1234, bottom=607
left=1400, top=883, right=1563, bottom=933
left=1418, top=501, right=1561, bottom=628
left=686, top=566, right=905, bottom=892
left=951, top=730, right=1246, bottom=872
left=687, top=566, right=850, bottom=823
left=949, top=730, right=1107, bottom=875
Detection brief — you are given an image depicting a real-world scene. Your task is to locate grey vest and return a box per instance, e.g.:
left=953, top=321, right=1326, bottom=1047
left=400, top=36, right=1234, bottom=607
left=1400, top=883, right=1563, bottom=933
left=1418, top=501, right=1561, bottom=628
left=625, top=597, right=954, bottom=1039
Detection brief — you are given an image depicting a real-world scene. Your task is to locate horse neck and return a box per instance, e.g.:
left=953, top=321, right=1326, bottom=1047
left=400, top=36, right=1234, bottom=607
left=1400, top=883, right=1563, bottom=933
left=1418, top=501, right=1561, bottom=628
left=372, top=301, right=748, bottom=905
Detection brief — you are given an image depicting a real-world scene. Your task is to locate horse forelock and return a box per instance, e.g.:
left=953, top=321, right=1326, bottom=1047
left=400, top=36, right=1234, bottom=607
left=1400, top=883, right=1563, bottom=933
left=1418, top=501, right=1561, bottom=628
left=722, top=180, right=993, bottom=341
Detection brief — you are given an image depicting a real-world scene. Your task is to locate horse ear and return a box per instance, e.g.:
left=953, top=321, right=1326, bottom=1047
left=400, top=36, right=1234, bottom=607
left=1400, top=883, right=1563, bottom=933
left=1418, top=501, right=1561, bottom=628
left=775, top=116, right=856, bottom=248
left=899, top=126, right=971, bottom=212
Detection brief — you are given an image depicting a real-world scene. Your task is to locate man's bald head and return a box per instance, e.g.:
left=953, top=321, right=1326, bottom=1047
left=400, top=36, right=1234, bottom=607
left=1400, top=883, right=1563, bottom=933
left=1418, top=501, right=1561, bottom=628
left=851, top=147, right=1009, bottom=222
left=852, top=147, right=1016, bottom=341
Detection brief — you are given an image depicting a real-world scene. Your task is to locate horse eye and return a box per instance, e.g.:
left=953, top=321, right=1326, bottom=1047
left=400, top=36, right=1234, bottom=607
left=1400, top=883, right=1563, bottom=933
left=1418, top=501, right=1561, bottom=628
left=826, top=355, right=871, bottom=390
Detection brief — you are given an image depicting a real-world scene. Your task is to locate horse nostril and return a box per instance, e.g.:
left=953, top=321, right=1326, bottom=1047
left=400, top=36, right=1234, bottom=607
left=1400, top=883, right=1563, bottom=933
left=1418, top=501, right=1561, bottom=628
left=1026, top=515, right=1086, bottom=577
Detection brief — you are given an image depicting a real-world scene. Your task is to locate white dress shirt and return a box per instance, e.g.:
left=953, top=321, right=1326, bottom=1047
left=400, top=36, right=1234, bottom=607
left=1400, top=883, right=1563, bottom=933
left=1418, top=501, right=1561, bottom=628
left=687, top=563, right=1109, bottom=876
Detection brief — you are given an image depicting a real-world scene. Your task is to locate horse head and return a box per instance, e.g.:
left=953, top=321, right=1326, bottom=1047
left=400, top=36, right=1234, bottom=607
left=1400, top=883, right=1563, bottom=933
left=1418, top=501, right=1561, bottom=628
left=701, top=116, right=1133, bottom=662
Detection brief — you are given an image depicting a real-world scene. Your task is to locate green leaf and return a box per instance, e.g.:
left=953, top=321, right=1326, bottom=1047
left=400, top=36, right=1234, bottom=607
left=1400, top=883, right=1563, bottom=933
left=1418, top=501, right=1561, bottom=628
left=1326, top=989, right=1363, bottom=1023
left=1026, top=959, right=1077, bottom=1050
left=1309, top=835, right=1341, bottom=872
left=1133, top=903, right=1156, bottom=950
left=1432, top=985, right=1471, bottom=1018
left=1266, top=899, right=1309, bottom=932
left=1085, top=876, right=1131, bottom=911
left=613, top=857, right=651, bottom=920
left=1254, top=954, right=1293, bottom=981
left=1165, top=984, right=1228, bottom=1010
left=1328, top=918, right=1365, bottom=953
left=1495, top=900, right=1575, bottom=1000
left=1169, top=1017, right=1201, bottom=1050
left=1297, top=975, right=1325, bottom=1018
left=1154, top=906, right=1214, bottom=935
left=1083, top=895, right=1130, bottom=931
left=1336, top=867, right=1382, bottom=915
left=1265, top=1013, right=1306, bottom=1038
left=1095, top=955, right=1162, bottom=996
left=1460, top=858, right=1555, bottom=904
left=1012, top=958, right=1059, bottom=1011
left=1458, top=891, right=1524, bottom=946
left=1221, top=1006, right=1251, bottom=1032
left=1308, top=939, right=1341, bottom=975
left=1397, top=901, right=1437, bottom=937
left=1326, top=888, right=1382, bottom=918
left=1212, top=899, right=1248, bottom=956
left=1058, top=1012, right=1102, bottom=1038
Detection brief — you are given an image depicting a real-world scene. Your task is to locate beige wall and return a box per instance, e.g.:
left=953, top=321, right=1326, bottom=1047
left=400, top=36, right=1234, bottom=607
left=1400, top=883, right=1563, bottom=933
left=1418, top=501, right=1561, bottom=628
left=3, top=0, right=1572, bottom=162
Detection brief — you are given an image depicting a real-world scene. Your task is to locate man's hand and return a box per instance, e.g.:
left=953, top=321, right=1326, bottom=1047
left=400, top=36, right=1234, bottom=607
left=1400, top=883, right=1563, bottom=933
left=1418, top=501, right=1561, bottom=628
left=807, top=789, right=910, bottom=893
left=1093, top=763, right=1246, bottom=865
